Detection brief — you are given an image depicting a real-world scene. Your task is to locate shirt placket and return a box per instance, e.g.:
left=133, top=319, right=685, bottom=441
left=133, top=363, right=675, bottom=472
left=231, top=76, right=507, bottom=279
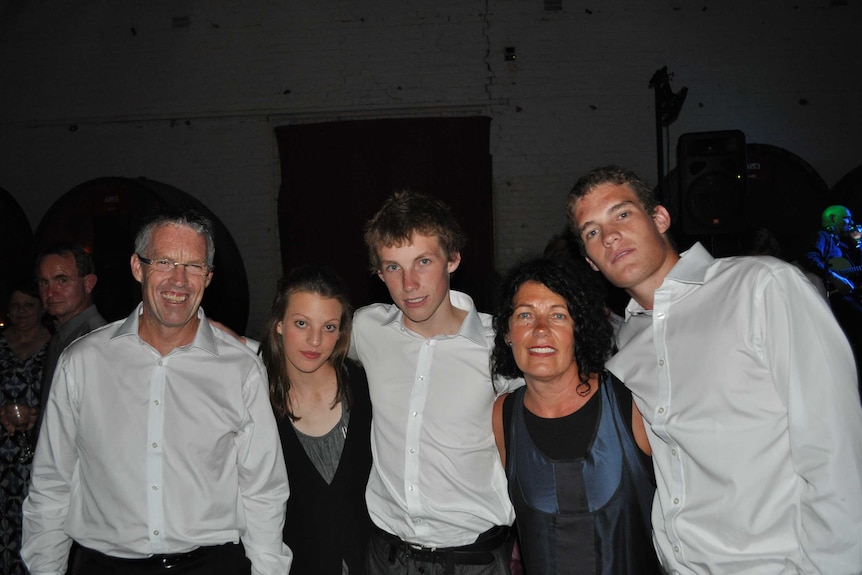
left=146, top=354, right=167, bottom=553
left=652, top=288, right=687, bottom=566
left=404, top=338, right=435, bottom=535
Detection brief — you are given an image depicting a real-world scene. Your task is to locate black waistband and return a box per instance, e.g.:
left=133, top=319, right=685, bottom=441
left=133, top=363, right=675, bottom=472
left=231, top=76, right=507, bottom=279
left=372, top=524, right=510, bottom=565
left=76, top=542, right=237, bottom=570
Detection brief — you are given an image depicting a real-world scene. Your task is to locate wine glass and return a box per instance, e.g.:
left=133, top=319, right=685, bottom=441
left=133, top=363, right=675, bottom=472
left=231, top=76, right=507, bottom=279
left=3, top=403, right=35, bottom=463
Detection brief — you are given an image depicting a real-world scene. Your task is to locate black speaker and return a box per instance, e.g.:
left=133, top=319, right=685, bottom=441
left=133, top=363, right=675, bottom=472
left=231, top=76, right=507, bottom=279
left=677, top=130, right=748, bottom=235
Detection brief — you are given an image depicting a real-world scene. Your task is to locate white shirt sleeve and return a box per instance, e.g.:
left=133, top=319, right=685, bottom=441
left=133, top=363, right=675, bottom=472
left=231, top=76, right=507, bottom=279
left=21, top=354, right=78, bottom=575
left=236, top=360, right=292, bottom=575
left=763, top=265, right=862, bottom=573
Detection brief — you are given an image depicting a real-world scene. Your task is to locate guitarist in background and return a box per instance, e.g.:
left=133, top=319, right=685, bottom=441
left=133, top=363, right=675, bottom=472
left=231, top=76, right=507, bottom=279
left=802, top=204, right=862, bottom=393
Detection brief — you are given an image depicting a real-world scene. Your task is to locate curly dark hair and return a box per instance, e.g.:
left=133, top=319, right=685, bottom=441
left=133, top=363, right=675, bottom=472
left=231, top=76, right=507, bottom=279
left=490, top=257, right=613, bottom=395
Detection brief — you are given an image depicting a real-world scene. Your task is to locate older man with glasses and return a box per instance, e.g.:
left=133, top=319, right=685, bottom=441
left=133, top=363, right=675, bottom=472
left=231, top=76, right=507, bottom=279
left=22, top=210, right=292, bottom=575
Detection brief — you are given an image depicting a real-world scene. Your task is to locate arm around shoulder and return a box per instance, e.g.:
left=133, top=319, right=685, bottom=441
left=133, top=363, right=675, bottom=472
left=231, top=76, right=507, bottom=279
left=235, top=360, right=293, bottom=575
left=21, top=358, right=79, bottom=574
left=631, top=402, right=651, bottom=456
left=492, top=394, right=508, bottom=467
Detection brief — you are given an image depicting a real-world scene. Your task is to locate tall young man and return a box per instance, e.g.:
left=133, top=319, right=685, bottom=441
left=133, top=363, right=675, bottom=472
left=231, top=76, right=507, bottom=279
left=567, top=165, right=862, bottom=574
left=351, top=190, right=514, bottom=574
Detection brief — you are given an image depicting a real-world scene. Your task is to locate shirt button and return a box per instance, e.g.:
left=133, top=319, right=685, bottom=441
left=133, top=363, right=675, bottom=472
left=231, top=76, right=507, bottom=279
left=152, top=442, right=158, bottom=448
left=673, top=497, right=680, bottom=504
left=154, top=400, right=160, bottom=406
left=419, top=376, right=424, bottom=381
left=658, top=407, right=666, bottom=414
left=412, top=411, right=419, bottom=417
left=674, top=545, right=680, bottom=553
left=408, top=485, right=415, bottom=492
left=158, top=360, right=164, bottom=366
left=658, top=359, right=665, bottom=366
left=671, top=448, right=677, bottom=456
left=153, top=530, right=160, bottom=536
left=409, top=448, right=415, bottom=454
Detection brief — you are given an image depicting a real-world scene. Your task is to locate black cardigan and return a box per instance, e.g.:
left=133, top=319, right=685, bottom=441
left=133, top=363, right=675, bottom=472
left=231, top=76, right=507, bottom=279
left=279, top=359, right=372, bottom=575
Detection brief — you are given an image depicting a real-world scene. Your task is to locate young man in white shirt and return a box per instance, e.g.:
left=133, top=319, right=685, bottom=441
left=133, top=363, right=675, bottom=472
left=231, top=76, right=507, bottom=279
left=567, top=165, right=862, bottom=574
left=351, top=190, right=515, bottom=574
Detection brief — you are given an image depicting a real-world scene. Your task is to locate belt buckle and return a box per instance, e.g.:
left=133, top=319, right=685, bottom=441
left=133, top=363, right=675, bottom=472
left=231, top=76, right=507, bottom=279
left=405, top=542, right=435, bottom=558
left=161, top=554, right=183, bottom=569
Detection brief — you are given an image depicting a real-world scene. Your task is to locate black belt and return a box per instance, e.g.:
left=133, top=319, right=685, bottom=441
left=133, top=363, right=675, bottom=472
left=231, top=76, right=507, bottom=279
left=76, top=542, right=236, bottom=570
left=373, top=524, right=509, bottom=566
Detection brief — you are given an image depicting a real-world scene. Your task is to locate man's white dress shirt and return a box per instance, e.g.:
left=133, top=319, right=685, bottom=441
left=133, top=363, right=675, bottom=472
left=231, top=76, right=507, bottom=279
left=22, top=305, right=292, bottom=575
left=608, top=243, right=862, bottom=574
left=350, top=291, right=515, bottom=547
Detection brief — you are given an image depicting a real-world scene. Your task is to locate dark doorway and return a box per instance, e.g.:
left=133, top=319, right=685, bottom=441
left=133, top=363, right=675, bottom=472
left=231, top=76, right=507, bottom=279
left=275, top=116, right=496, bottom=312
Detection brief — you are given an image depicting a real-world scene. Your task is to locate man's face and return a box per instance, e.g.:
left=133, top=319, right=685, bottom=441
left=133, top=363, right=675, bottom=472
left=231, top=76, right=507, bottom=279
left=131, top=224, right=212, bottom=336
left=838, top=212, right=855, bottom=235
left=37, top=253, right=95, bottom=325
left=572, top=182, right=674, bottom=293
left=376, top=233, right=460, bottom=336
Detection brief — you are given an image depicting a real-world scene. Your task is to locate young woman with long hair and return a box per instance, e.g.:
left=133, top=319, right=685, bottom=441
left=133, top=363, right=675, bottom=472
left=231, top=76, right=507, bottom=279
left=260, top=266, right=371, bottom=575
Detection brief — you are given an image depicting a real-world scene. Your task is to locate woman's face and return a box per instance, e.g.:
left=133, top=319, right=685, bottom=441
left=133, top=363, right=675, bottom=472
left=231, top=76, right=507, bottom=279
left=277, top=291, right=344, bottom=376
left=8, top=290, right=43, bottom=330
left=507, top=281, right=577, bottom=384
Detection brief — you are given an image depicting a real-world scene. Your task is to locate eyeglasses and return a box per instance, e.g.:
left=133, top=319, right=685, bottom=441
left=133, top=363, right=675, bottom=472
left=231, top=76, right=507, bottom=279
left=137, top=255, right=212, bottom=277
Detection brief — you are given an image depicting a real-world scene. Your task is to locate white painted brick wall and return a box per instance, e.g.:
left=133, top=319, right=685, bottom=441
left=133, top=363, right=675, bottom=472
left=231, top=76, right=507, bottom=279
left=1, top=0, right=859, bottom=333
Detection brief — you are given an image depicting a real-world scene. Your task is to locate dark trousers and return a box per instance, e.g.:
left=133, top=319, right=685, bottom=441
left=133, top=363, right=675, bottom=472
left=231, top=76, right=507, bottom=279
left=70, top=542, right=251, bottom=575
left=366, top=526, right=511, bottom=575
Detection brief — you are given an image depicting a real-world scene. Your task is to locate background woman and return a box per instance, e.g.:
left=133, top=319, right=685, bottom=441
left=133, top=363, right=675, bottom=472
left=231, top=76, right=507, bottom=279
left=260, top=265, right=372, bottom=575
left=490, top=258, right=659, bottom=574
left=1, top=278, right=51, bottom=575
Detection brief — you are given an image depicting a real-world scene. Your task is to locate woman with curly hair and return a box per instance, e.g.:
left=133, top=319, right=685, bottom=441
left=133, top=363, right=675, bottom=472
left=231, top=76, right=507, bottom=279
left=259, top=265, right=371, bottom=574
left=490, top=257, right=659, bottom=574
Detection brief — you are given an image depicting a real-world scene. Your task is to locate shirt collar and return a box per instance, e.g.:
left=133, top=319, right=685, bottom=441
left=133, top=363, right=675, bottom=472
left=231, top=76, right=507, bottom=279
left=384, top=290, right=487, bottom=346
left=112, top=303, right=218, bottom=356
left=450, top=290, right=488, bottom=346
left=56, top=304, right=101, bottom=339
left=665, top=241, right=713, bottom=285
left=623, top=242, right=714, bottom=320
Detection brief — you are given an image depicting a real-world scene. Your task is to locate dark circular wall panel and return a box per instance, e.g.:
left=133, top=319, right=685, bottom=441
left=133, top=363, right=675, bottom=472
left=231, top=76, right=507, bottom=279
left=0, top=187, right=35, bottom=322
left=33, top=177, right=249, bottom=333
left=829, top=165, right=862, bottom=215
left=745, top=143, right=827, bottom=240
left=661, top=142, right=828, bottom=259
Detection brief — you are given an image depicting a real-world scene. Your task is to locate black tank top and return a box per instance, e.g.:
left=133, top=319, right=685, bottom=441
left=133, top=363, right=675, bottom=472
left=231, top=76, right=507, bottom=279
left=504, top=373, right=661, bottom=575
